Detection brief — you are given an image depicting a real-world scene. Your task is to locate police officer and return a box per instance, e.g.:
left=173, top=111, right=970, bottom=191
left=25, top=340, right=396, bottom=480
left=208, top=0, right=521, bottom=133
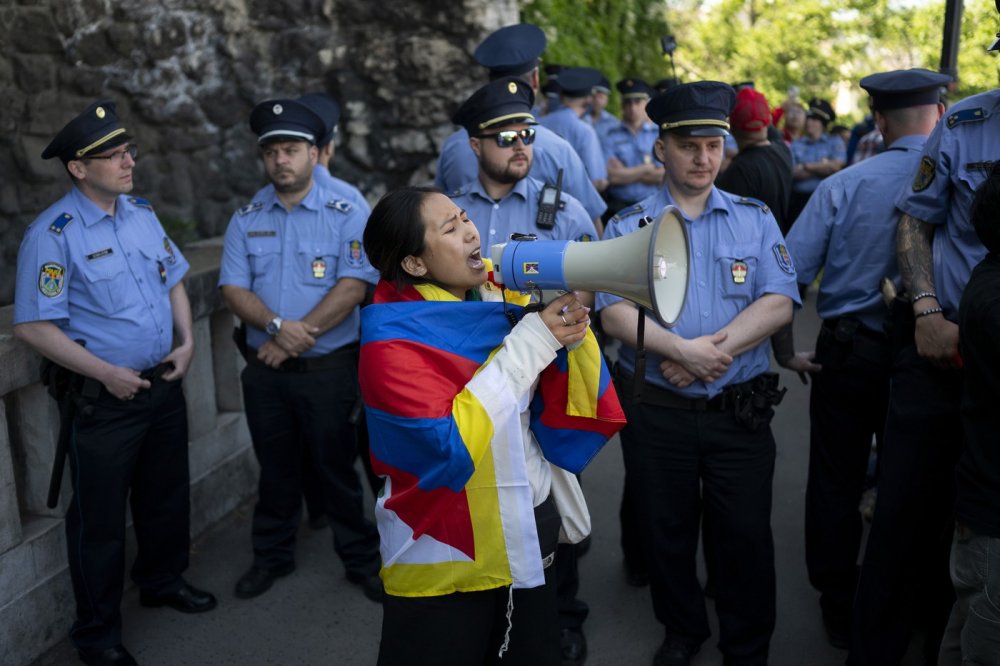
left=539, top=67, right=610, bottom=194
left=774, top=68, right=950, bottom=650
left=788, top=98, right=845, bottom=230
left=848, top=61, right=996, bottom=664
left=587, top=74, right=619, bottom=141
left=601, top=78, right=662, bottom=218
left=434, top=24, right=607, bottom=227
left=598, top=81, right=799, bottom=666
left=13, top=100, right=216, bottom=666
left=219, top=98, right=382, bottom=602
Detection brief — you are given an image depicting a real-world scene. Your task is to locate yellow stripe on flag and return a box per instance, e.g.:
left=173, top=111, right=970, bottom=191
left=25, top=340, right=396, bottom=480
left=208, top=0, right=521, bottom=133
left=566, top=329, right=601, bottom=418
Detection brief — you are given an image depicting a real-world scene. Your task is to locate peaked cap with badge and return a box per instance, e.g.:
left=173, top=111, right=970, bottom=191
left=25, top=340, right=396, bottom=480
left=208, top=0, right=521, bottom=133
left=556, top=67, right=605, bottom=98
left=452, top=78, right=537, bottom=135
left=806, top=98, right=836, bottom=125
left=858, top=68, right=952, bottom=111
left=41, top=100, right=132, bottom=164
left=646, top=81, right=736, bottom=137
left=249, top=98, right=326, bottom=145
left=616, top=78, right=655, bottom=101
left=474, top=23, right=547, bottom=77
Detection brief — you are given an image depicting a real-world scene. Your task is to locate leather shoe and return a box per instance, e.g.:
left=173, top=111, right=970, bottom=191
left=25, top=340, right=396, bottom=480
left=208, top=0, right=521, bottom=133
left=560, top=627, right=587, bottom=665
left=347, top=571, right=384, bottom=603
left=654, top=639, right=697, bottom=666
left=77, top=644, right=137, bottom=666
left=140, top=582, right=217, bottom=613
left=234, top=562, right=295, bottom=599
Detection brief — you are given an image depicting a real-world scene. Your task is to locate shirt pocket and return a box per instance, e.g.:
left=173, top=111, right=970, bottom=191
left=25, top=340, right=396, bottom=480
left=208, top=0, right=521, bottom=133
left=248, top=245, right=281, bottom=286
left=296, top=241, right=339, bottom=287
left=79, top=256, right=130, bottom=314
left=714, top=243, right=758, bottom=301
left=137, top=244, right=171, bottom=291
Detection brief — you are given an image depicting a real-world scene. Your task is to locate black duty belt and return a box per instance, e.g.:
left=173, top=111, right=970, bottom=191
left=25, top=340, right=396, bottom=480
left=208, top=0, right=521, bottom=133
left=139, top=362, right=174, bottom=382
left=247, top=343, right=359, bottom=373
left=615, top=366, right=753, bottom=412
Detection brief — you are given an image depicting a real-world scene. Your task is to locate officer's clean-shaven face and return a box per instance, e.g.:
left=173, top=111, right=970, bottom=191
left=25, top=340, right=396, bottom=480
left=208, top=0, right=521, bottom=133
left=655, top=133, right=724, bottom=197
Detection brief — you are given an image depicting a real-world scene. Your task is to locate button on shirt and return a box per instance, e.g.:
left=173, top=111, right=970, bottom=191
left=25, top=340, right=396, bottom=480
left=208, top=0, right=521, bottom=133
left=219, top=183, right=378, bottom=356
left=596, top=187, right=801, bottom=398
left=14, top=187, right=188, bottom=370
left=601, top=120, right=660, bottom=204
left=450, top=176, right=598, bottom=248
left=435, top=126, right=607, bottom=220
left=895, top=89, right=999, bottom=319
left=538, top=107, right=609, bottom=182
left=791, top=134, right=847, bottom=194
left=788, top=134, right=928, bottom=332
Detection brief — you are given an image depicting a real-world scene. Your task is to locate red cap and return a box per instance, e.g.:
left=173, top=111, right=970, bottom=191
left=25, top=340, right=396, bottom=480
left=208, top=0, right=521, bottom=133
left=730, top=88, right=771, bottom=132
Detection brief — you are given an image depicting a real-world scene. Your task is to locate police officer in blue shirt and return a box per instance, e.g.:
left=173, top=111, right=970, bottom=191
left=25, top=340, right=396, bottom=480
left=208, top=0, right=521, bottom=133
left=13, top=100, right=216, bottom=666
left=602, top=78, right=663, bottom=217
left=296, top=92, right=370, bottom=214
left=539, top=67, right=610, bottom=194
left=789, top=99, right=846, bottom=228
left=598, top=81, right=800, bottom=666
left=219, top=98, right=382, bottom=603
left=774, top=68, right=950, bottom=650
left=587, top=74, right=619, bottom=141
left=434, top=24, right=608, bottom=228
left=849, top=62, right=996, bottom=664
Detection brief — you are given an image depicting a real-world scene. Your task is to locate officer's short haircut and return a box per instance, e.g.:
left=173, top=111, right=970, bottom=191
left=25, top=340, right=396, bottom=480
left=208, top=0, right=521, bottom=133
left=970, top=163, right=1000, bottom=254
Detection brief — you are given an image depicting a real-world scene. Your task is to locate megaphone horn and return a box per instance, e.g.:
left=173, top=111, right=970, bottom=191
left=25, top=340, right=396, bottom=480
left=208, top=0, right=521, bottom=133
left=489, top=206, right=689, bottom=327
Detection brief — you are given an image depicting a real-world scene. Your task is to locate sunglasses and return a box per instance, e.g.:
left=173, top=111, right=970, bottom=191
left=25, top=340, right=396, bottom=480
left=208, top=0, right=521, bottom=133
left=477, top=128, right=536, bottom=148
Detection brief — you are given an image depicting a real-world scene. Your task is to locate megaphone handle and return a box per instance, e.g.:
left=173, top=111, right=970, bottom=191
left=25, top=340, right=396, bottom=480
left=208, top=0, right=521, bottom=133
left=631, top=308, right=647, bottom=402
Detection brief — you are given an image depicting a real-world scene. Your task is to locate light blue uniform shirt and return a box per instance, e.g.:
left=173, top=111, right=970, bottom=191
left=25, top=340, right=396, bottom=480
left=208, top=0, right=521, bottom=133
left=219, top=182, right=378, bottom=356
left=435, top=126, right=607, bottom=220
left=895, top=89, right=999, bottom=319
left=596, top=187, right=801, bottom=397
left=791, top=134, right=847, bottom=194
left=449, top=176, right=598, bottom=249
left=788, top=134, right=928, bottom=332
left=589, top=109, right=619, bottom=143
left=601, top=120, right=661, bottom=204
left=312, top=165, right=371, bottom=215
left=538, top=107, right=609, bottom=182
left=14, top=187, right=189, bottom=370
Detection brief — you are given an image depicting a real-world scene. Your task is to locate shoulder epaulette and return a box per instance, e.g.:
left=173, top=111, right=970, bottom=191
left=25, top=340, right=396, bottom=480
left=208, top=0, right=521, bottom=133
left=48, top=212, right=74, bottom=234
left=127, top=196, right=153, bottom=210
left=612, top=203, right=644, bottom=222
left=326, top=199, right=353, bottom=213
left=238, top=201, right=265, bottom=216
left=946, top=107, right=986, bottom=129
left=735, top=196, right=770, bottom=214
left=448, top=187, right=467, bottom=198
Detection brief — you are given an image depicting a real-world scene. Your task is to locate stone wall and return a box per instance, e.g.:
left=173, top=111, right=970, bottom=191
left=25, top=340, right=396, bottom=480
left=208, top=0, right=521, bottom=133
left=0, top=0, right=519, bottom=304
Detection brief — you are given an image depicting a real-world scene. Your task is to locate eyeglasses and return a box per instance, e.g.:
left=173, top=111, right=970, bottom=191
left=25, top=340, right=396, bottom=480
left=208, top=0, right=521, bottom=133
left=84, top=144, right=138, bottom=164
left=477, top=128, right=536, bottom=148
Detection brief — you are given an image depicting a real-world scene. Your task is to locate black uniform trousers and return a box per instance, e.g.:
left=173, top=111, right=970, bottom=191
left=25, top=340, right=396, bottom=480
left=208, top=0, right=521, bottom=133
left=241, top=352, right=379, bottom=577
left=621, top=392, right=776, bottom=665
left=66, top=377, right=190, bottom=650
left=804, top=321, right=892, bottom=625
left=848, top=345, right=962, bottom=665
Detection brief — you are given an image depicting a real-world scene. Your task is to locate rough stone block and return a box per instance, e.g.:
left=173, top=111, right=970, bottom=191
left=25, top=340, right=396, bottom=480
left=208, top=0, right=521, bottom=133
left=0, top=560, right=75, bottom=666
left=183, top=317, right=216, bottom=441
left=0, top=400, right=23, bottom=554
left=188, top=412, right=250, bottom=481
left=190, top=443, right=258, bottom=538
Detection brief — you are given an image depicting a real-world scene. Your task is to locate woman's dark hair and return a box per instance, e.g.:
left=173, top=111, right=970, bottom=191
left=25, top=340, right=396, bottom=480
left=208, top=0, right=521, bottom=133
left=970, top=163, right=1000, bottom=255
left=364, top=186, right=441, bottom=287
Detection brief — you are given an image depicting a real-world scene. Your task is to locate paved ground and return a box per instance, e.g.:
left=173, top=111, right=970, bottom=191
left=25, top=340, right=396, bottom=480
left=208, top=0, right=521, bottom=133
left=31, top=294, right=927, bottom=665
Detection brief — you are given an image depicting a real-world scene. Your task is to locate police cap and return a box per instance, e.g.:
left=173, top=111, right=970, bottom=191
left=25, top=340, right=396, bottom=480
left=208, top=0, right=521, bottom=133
left=616, top=78, right=654, bottom=101
left=297, top=92, right=341, bottom=146
left=250, top=98, right=326, bottom=145
left=646, top=81, right=736, bottom=137
left=654, top=77, right=681, bottom=94
left=859, top=68, right=952, bottom=111
left=557, top=67, right=604, bottom=98
left=452, top=78, right=537, bottom=135
left=806, top=98, right=836, bottom=124
left=594, top=75, right=611, bottom=95
left=474, top=24, right=547, bottom=77
left=42, top=100, right=132, bottom=163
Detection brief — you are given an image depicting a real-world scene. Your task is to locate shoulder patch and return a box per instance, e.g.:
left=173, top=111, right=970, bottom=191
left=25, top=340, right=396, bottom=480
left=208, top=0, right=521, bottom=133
left=326, top=199, right=353, bottom=213
left=772, top=243, right=794, bottom=275
left=611, top=203, right=644, bottom=224
left=735, top=196, right=770, bottom=214
left=912, top=156, right=936, bottom=192
left=128, top=196, right=153, bottom=210
left=344, top=239, right=365, bottom=268
left=39, top=262, right=65, bottom=297
left=48, top=213, right=74, bottom=234
left=238, top=201, right=265, bottom=216
left=946, top=107, right=986, bottom=129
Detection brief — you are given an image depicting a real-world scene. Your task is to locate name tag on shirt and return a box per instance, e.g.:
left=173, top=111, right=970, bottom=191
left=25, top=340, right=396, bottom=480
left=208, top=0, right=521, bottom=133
left=86, top=248, right=114, bottom=261
left=247, top=230, right=277, bottom=238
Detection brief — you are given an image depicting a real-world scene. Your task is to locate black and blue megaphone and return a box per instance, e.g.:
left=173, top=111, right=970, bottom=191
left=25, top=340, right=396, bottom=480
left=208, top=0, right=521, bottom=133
left=489, top=206, right=689, bottom=327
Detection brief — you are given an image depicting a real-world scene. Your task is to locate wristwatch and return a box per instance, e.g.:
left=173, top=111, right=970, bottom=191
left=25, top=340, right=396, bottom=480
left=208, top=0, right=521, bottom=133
left=265, top=316, right=283, bottom=336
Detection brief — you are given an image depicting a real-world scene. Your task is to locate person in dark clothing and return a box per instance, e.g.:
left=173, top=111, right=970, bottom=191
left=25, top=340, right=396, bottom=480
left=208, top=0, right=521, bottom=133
left=715, top=88, right=793, bottom=231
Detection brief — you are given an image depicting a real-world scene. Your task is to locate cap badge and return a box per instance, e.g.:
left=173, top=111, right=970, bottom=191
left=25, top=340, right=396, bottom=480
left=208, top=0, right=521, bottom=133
left=273, top=104, right=283, bottom=115
left=95, top=107, right=106, bottom=119
left=508, top=82, right=518, bottom=94
left=626, top=80, right=633, bottom=86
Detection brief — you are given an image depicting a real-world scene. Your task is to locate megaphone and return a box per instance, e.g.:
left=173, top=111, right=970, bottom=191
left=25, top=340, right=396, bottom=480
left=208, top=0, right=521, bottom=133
left=489, top=206, right=689, bottom=326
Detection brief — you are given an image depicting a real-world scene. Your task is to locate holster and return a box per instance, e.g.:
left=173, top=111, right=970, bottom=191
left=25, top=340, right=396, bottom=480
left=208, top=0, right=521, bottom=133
left=232, top=322, right=249, bottom=361
left=729, top=372, right=786, bottom=432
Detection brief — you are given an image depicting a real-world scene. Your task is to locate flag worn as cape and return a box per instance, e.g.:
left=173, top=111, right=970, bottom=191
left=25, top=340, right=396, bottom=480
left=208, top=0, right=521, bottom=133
left=360, top=280, right=624, bottom=597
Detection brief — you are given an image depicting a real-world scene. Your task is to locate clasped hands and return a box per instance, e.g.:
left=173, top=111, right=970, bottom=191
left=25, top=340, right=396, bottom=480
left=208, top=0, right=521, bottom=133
left=257, top=319, right=321, bottom=369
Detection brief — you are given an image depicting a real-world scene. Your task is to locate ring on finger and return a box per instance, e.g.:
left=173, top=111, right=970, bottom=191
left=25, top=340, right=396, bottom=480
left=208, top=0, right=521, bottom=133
left=560, top=314, right=568, bottom=325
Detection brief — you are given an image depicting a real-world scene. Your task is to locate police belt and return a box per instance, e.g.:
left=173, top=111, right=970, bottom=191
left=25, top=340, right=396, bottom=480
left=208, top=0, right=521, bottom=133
left=247, top=342, right=359, bottom=373
left=615, top=366, right=754, bottom=411
left=820, top=317, right=891, bottom=359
